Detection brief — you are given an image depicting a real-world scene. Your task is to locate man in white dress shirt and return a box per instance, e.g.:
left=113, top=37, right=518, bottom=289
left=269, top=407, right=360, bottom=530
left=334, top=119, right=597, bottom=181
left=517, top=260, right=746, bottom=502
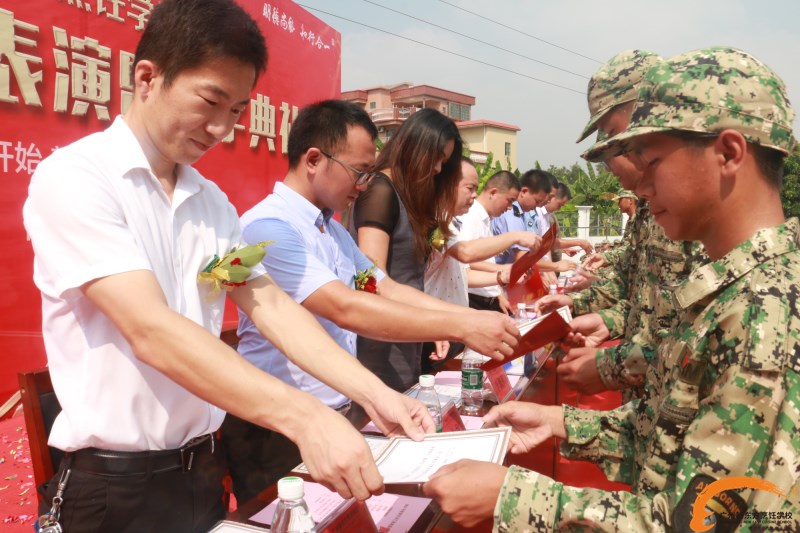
left=23, top=2, right=434, bottom=530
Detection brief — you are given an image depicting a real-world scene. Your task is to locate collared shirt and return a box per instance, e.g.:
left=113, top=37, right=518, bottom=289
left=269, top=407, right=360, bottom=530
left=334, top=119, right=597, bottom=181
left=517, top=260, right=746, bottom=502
left=491, top=200, right=527, bottom=265
left=535, top=206, right=550, bottom=235
left=22, top=116, right=259, bottom=451
left=494, top=219, right=800, bottom=532
left=424, top=218, right=469, bottom=306
left=237, top=182, right=384, bottom=408
left=458, top=200, right=501, bottom=298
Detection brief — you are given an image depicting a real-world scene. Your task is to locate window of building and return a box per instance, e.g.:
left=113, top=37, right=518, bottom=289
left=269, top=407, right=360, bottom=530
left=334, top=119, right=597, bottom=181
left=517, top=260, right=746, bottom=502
left=504, top=142, right=511, bottom=157
left=369, top=101, right=376, bottom=109
left=447, top=102, right=471, bottom=121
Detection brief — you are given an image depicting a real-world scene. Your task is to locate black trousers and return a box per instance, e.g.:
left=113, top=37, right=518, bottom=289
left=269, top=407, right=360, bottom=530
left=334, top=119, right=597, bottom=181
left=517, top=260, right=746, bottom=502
left=468, top=293, right=503, bottom=313
left=38, top=437, right=226, bottom=533
left=220, top=404, right=363, bottom=504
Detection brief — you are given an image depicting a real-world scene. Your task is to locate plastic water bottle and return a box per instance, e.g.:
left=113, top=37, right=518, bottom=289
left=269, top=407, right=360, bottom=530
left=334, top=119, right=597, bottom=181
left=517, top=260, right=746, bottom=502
left=515, top=303, right=528, bottom=322
left=417, top=374, right=442, bottom=432
left=548, top=283, right=558, bottom=296
left=272, top=476, right=317, bottom=533
left=461, top=351, right=484, bottom=415
left=556, top=275, right=567, bottom=294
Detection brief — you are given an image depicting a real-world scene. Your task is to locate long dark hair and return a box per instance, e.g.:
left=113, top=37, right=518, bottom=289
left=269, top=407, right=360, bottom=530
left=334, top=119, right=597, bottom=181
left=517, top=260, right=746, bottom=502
left=375, top=108, right=463, bottom=259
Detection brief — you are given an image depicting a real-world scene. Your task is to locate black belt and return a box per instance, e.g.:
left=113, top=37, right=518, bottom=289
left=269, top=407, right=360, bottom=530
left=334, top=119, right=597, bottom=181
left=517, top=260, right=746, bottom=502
left=66, top=434, right=215, bottom=477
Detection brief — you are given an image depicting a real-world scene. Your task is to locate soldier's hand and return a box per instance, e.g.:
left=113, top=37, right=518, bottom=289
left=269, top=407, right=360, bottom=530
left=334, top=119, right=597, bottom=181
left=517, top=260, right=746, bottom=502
left=482, top=401, right=566, bottom=453
left=563, top=273, right=594, bottom=292
left=581, top=253, right=607, bottom=272
left=423, top=460, right=507, bottom=527
left=555, top=259, right=578, bottom=272
left=296, top=406, right=384, bottom=500
left=558, top=347, right=608, bottom=395
left=569, top=313, right=610, bottom=347
left=533, top=294, right=573, bottom=315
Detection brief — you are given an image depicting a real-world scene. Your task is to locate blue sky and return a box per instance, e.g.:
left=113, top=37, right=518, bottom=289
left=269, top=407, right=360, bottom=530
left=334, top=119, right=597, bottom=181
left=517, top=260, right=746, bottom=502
left=295, top=0, right=800, bottom=170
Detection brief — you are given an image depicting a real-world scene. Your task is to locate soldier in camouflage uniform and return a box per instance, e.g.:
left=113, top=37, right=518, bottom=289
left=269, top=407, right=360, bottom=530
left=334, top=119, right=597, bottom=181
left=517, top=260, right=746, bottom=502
left=540, top=50, right=709, bottom=401
left=423, top=46, right=800, bottom=532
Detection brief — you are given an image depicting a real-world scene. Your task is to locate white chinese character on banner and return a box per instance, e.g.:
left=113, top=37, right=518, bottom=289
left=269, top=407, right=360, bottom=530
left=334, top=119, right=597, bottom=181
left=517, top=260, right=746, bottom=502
left=52, top=27, right=112, bottom=120
left=15, top=141, right=42, bottom=175
left=287, top=17, right=295, bottom=33
left=97, top=0, right=126, bottom=23
left=119, top=50, right=135, bottom=113
left=263, top=3, right=271, bottom=20
left=222, top=123, right=245, bottom=144
left=278, top=101, right=297, bottom=154
left=0, top=8, right=43, bottom=106
left=0, top=141, right=13, bottom=172
left=61, top=0, right=90, bottom=10
left=127, top=0, right=153, bottom=31
left=249, top=94, right=276, bottom=151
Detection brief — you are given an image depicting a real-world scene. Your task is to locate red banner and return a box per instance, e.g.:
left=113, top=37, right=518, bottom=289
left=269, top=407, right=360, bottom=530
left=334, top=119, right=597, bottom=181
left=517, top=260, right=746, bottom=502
left=0, top=0, right=341, bottom=400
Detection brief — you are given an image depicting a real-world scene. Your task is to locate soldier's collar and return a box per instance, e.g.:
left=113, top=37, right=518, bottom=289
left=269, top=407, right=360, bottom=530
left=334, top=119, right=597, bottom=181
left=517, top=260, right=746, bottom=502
left=675, top=219, right=799, bottom=308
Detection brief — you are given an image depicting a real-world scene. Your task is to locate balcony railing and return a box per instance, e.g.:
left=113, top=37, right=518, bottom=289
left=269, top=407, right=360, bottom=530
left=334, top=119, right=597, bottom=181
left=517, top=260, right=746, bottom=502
left=370, top=106, right=420, bottom=122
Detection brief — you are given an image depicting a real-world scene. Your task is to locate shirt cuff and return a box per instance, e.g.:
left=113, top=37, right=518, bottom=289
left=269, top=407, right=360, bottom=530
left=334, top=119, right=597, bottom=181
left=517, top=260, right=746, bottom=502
left=494, top=466, right=560, bottom=532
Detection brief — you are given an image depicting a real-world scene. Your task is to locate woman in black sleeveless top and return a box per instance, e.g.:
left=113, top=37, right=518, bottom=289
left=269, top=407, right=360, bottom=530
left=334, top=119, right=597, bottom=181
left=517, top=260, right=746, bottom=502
left=348, top=108, right=463, bottom=391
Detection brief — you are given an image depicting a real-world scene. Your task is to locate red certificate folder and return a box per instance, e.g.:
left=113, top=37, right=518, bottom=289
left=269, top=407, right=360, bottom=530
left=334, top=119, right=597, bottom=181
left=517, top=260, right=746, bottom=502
left=508, top=222, right=558, bottom=287
left=507, top=223, right=558, bottom=306
left=481, top=311, right=571, bottom=371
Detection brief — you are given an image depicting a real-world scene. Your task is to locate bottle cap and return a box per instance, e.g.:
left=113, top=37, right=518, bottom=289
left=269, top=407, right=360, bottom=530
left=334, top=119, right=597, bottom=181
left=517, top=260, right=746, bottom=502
left=277, top=476, right=305, bottom=500
left=419, top=374, right=435, bottom=387
left=549, top=284, right=557, bottom=290
left=517, top=303, right=526, bottom=310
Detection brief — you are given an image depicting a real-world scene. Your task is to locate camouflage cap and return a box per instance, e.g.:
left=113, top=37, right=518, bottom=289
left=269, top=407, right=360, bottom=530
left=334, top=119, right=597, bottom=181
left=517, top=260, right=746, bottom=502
left=576, top=49, right=662, bottom=143
left=584, top=46, right=797, bottom=162
left=612, top=189, right=637, bottom=201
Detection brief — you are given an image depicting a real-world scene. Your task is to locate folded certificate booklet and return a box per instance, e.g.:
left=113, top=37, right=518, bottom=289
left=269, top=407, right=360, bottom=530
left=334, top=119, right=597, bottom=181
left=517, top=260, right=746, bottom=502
left=481, top=306, right=572, bottom=371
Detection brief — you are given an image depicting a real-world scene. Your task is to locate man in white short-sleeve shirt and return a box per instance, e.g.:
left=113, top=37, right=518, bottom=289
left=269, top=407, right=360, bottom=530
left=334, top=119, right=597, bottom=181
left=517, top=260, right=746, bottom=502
left=224, top=101, right=521, bottom=502
left=458, top=171, right=520, bottom=314
left=22, top=2, right=434, bottom=530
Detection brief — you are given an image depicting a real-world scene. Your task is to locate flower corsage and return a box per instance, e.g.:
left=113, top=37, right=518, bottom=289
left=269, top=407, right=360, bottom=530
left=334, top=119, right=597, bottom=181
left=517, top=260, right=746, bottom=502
left=429, top=227, right=446, bottom=252
left=197, top=241, right=273, bottom=300
left=354, top=266, right=379, bottom=294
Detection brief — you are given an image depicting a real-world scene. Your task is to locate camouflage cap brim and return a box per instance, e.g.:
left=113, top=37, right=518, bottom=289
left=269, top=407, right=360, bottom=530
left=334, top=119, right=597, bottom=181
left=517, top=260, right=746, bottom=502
left=576, top=101, right=632, bottom=144
left=581, top=125, right=671, bottom=162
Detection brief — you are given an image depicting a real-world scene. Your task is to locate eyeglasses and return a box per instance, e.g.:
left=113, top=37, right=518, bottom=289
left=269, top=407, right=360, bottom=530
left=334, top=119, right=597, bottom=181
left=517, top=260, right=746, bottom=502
left=320, top=150, right=375, bottom=186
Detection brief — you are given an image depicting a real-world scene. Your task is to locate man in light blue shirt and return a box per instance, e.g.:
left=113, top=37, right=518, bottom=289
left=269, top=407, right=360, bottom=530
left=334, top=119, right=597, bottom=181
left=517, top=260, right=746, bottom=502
left=222, top=100, right=520, bottom=502
left=492, top=169, right=554, bottom=264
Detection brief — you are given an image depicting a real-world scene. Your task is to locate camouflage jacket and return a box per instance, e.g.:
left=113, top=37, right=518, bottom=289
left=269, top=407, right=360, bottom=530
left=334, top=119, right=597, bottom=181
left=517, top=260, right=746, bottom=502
left=600, top=211, right=636, bottom=266
left=570, top=199, right=650, bottom=326
left=594, top=217, right=707, bottom=398
left=494, top=220, right=800, bottom=532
